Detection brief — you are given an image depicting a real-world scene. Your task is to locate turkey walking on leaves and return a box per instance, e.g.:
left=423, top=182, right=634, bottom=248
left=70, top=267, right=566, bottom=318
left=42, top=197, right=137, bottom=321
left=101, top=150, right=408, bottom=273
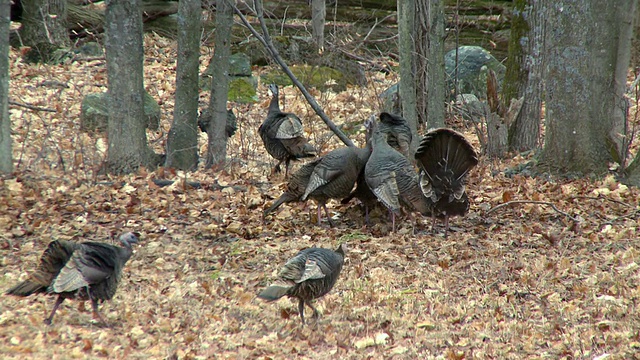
left=258, top=244, right=346, bottom=324
left=6, top=232, right=140, bottom=326
left=259, top=84, right=316, bottom=177
left=415, top=128, right=478, bottom=238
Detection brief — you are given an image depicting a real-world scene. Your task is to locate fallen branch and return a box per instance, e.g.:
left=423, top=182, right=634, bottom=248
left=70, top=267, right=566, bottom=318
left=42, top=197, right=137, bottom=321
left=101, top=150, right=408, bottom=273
left=230, top=0, right=355, bottom=148
left=486, top=200, right=579, bottom=222
left=9, top=100, right=57, bottom=112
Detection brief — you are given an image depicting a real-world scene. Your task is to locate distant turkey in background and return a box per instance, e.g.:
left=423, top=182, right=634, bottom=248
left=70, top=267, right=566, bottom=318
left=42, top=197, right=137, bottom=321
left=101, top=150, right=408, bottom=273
left=258, top=244, right=346, bottom=324
left=415, top=128, right=478, bottom=238
left=259, top=84, right=316, bottom=177
left=5, top=232, right=140, bottom=325
left=197, top=108, right=237, bottom=138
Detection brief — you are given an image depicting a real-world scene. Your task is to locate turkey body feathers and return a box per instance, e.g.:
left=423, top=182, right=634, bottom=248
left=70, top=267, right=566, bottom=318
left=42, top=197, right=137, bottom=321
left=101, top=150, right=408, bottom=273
left=6, top=232, right=139, bottom=325
left=365, top=130, right=429, bottom=217
left=259, top=84, right=316, bottom=176
left=258, top=245, right=345, bottom=323
left=378, top=112, right=412, bottom=158
left=263, top=158, right=321, bottom=216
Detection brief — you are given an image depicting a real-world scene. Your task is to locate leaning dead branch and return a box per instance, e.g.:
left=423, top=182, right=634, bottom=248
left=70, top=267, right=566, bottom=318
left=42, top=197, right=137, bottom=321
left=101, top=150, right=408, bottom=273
left=230, top=0, right=355, bottom=148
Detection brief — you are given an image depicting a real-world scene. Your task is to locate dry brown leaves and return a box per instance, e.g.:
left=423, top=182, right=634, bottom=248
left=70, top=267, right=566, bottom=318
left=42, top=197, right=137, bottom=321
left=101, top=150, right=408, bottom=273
left=1, top=34, right=640, bottom=359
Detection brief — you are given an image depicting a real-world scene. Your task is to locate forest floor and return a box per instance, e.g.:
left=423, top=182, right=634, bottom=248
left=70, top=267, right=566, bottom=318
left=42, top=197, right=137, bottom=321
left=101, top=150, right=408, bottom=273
left=2, top=35, right=640, bottom=360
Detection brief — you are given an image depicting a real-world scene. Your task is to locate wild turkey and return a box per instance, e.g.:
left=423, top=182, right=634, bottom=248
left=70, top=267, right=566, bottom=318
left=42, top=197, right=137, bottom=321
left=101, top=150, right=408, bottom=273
left=264, top=146, right=370, bottom=226
left=378, top=112, right=412, bottom=158
left=364, top=116, right=429, bottom=231
left=259, top=84, right=316, bottom=176
left=258, top=244, right=346, bottom=324
left=197, top=108, right=237, bottom=138
left=263, top=158, right=321, bottom=217
left=415, top=128, right=478, bottom=238
left=342, top=113, right=411, bottom=224
left=6, top=232, right=140, bottom=325
left=301, top=146, right=371, bottom=226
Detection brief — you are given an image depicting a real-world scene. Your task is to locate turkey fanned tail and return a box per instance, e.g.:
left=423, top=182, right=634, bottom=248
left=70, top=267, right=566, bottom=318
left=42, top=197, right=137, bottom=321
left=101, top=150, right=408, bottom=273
left=415, top=128, right=478, bottom=238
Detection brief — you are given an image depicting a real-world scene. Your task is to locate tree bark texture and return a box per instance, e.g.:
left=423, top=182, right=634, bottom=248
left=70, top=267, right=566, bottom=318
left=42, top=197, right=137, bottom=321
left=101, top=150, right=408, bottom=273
left=205, top=0, right=233, bottom=168
left=105, top=0, right=155, bottom=174
left=0, top=0, right=12, bottom=173
left=507, top=0, right=543, bottom=151
left=310, top=0, right=326, bottom=50
left=540, top=0, right=630, bottom=175
left=19, top=0, right=70, bottom=61
left=165, top=0, right=202, bottom=171
left=422, top=0, right=445, bottom=130
left=398, top=0, right=418, bottom=145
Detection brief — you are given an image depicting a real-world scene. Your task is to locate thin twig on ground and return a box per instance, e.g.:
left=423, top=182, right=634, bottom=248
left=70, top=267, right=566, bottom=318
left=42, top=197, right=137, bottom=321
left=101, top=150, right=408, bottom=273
left=486, top=200, right=579, bottom=222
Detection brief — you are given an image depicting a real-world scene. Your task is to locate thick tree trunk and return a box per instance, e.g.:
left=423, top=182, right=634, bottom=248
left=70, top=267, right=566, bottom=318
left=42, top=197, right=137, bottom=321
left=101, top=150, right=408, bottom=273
left=19, top=0, right=70, bottom=62
left=204, top=0, right=233, bottom=168
left=165, top=0, right=202, bottom=171
left=0, top=0, right=11, bottom=174
left=105, top=0, right=157, bottom=174
left=507, top=0, right=543, bottom=152
left=539, top=0, right=629, bottom=175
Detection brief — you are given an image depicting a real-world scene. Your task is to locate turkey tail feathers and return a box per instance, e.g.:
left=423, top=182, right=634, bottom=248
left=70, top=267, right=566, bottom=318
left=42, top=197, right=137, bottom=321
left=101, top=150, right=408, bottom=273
left=415, top=128, right=478, bottom=184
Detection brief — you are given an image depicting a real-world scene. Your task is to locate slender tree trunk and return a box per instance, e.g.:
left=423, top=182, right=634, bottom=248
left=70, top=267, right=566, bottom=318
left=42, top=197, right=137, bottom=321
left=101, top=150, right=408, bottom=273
left=398, top=0, right=418, bottom=143
left=311, top=0, right=325, bottom=50
left=0, top=0, right=11, bottom=174
left=204, top=0, right=233, bottom=168
left=105, top=0, right=157, bottom=174
left=539, top=0, right=630, bottom=175
left=507, top=0, right=543, bottom=151
left=421, top=0, right=445, bottom=130
left=165, top=0, right=202, bottom=171
left=19, top=0, right=69, bottom=62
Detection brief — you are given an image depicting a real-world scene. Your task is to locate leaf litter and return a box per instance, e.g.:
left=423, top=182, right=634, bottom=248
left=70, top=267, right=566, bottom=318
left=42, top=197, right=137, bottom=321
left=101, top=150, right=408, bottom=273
left=1, top=34, right=640, bottom=359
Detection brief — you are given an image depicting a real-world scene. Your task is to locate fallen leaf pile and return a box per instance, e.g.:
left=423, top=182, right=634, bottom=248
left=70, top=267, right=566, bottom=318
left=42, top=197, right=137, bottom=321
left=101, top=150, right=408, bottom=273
left=1, top=34, right=640, bottom=359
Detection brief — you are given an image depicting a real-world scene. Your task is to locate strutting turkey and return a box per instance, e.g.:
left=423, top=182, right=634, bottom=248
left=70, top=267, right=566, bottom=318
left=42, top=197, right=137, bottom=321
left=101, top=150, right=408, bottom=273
left=264, top=145, right=370, bottom=227
left=6, top=232, right=140, bottom=325
left=259, top=84, right=316, bottom=177
left=258, top=244, right=346, bottom=324
left=415, top=128, right=478, bottom=238
left=364, top=116, right=429, bottom=231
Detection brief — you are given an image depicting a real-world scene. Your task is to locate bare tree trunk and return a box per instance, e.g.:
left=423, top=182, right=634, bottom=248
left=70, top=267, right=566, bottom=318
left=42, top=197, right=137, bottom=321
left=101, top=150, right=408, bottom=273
left=204, top=0, right=233, bottom=168
left=0, top=0, right=11, bottom=174
left=422, top=0, right=445, bottom=130
left=508, top=0, right=544, bottom=152
left=540, top=0, right=629, bottom=175
left=310, top=0, right=325, bottom=50
left=19, top=0, right=69, bottom=62
left=398, top=0, right=418, bottom=143
left=105, top=0, right=158, bottom=174
left=165, top=0, right=202, bottom=171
